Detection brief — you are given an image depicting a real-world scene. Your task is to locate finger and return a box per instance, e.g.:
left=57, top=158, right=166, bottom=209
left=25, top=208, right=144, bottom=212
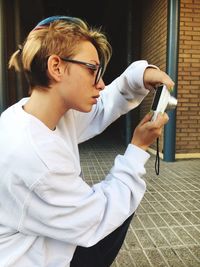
left=164, top=81, right=175, bottom=91
left=147, top=113, right=169, bottom=131
left=160, top=72, right=175, bottom=91
left=154, top=112, right=169, bottom=127
left=138, top=111, right=154, bottom=126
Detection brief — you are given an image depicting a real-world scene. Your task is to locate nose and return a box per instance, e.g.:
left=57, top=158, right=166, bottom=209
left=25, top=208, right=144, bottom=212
left=95, top=78, right=105, bottom=91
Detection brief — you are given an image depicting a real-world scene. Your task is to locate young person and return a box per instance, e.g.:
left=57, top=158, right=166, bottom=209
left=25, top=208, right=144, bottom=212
left=0, top=16, right=174, bottom=267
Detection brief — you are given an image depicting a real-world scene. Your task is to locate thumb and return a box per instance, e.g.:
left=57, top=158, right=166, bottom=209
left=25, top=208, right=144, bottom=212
left=139, top=111, right=154, bottom=126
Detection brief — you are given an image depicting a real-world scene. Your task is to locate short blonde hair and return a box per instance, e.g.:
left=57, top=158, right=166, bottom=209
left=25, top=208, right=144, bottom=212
left=9, top=16, right=112, bottom=89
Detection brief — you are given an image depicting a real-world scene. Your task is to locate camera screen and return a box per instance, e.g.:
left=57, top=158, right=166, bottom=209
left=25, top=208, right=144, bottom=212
left=151, top=86, right=163, bottom=110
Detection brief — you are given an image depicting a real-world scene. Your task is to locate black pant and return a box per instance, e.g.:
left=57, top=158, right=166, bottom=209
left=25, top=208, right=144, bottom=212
left=70, top=214, right=134, bottom=267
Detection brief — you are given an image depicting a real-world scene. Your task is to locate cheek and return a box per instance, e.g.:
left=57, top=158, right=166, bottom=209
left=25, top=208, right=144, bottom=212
left=68, top=73, right=86, bottom=94
left=64, top=84, right=87, bottom=109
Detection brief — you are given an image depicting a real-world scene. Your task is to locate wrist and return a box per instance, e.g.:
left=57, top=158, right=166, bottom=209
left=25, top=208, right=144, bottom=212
left=131, top=141, right=148, bottom=151
left=143, top=66, right=160, bottom=91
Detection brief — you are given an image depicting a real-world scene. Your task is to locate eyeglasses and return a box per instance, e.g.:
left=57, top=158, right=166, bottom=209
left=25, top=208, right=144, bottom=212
left=60, top=57, right=104, bottom=85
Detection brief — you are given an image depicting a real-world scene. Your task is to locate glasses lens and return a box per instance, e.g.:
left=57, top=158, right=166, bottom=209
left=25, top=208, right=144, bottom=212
left=95, top=66, right=103, bottom=85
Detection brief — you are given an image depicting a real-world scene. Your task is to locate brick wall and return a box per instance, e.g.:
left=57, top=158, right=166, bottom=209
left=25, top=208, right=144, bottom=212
left=140, top=0, right=200, bottom=156
left=177, top=0, right=200, bottom=154
left=140, top=0, right=167, bottom=152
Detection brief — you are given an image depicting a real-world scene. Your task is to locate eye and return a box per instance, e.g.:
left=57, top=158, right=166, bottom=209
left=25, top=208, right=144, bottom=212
left=86, top=65, right=98, bottom=76
left=88, top=68, right=96, bottom=75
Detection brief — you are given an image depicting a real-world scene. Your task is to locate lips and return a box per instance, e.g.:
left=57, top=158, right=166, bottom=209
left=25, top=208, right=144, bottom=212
left=91, top=95, right=99, bottom=104
left=92, top=95, right=99, bottom=100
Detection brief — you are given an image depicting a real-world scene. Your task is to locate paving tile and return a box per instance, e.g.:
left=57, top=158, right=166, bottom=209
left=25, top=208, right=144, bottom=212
left=191, top=191, right=200, bottom=200
left=151, top=193, right=167, bottom=202
left=134, top=229, right=155, bottom=249
left=145, top=249, right=167, bottom=267
left=147, top=228, right=169, bottom=247
left=179, top=200, right=199, bottom=211
left=173, top=247, right=200, bottom=267
left=170, top=212, right=192, bottom=226
left=172, top=226, right=197, bottom=245
left=169, top=200, right=187, bottom=212
left=128, top=249, right=151, bottom=267
left=150, top=202, right=168, bottom=213
left=111, top=250, right=135, bottom=267
left=143, top=192, right=157, bottom=202
left=140, top=202, right=156, bottom=213
left=159, top=227, right=183, bottom=246
left=189, top=200, right=200, bottom=210
left=131, top=215, right=144, bottom=230
left=146, top=184, right=157, bottom=192
left=136, top=214, right=155, bottom=228
left=184, top=226, right=200, bottom=243
left=175, top=191, right=194, bottom=201
left=159, top=201, right=178, bottom=212
left=135, top=205, right=146, bottom=215
left=160, top=192, right=176, bottom=201
left=193, top=211, right=200, bottom=219
left=172, top=192, right=188, bottom=201
left=182, top=212, right=200, bottom=225
left=148, top=213, right=168, bottom=228
left=159, top=247, right=187, bottom=267
left=125, top=229, right=142, bottom=250
left=188, top=245, right=200, bottom=261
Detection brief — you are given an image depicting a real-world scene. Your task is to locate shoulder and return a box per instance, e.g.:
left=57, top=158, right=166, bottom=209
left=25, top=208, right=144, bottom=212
left=1, top=101, right=77, bottom=179
left=27, top=117, right=77, bottom=173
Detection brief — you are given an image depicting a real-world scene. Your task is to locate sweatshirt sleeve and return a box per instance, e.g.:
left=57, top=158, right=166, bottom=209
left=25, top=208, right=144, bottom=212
left=18, top=145, right=149, bottom=247
left=117, top=60, right=157, bottom=99
left=74, top=60, right=152, bottom=144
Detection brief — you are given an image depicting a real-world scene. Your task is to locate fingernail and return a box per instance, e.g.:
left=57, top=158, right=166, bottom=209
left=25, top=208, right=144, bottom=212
left=149, top=110, right=154, bottom=116
left=169, top=86, right=174, bottom=92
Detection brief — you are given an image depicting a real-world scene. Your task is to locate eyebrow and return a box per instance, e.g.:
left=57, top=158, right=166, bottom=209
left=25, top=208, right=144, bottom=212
left=90, top=60, right=100, bottom=65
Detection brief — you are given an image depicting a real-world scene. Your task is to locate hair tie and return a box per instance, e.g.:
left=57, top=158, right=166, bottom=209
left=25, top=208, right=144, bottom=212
left=32, top=16, right=79, bottom=31
left=18, top=45, right=22, bottom=54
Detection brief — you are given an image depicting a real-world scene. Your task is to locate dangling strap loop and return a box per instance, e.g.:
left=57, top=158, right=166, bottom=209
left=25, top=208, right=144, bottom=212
left=155, top=137, right=160, bottom=175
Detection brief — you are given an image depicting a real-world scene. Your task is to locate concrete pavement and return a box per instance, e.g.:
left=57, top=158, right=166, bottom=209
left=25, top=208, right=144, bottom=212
left=79, top=134, right=200, bottom=267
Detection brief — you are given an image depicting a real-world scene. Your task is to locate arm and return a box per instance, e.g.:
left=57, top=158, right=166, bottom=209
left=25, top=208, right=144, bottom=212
left=75, top=60, right=151, bottom=143
left=18, top=145, right=149, bottom=247
left=74, top=61, right=174, bottom=143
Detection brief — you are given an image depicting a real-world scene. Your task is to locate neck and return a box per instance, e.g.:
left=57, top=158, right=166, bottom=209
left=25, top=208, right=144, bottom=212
left=23, top=88, right=68, bottom=130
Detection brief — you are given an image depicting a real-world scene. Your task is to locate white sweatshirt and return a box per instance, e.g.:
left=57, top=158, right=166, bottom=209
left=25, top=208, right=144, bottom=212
left=0, top=61, right=150, bottom=267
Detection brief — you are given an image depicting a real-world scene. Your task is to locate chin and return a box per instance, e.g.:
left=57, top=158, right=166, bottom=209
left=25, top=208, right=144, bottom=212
left=83, top=106, right=93, bottom=113
left=75, top=105, right=93, bottom=113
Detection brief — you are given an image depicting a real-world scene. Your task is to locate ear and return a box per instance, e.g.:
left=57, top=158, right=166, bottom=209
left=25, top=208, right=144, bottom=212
left=47, top=55, right=66, bottom=82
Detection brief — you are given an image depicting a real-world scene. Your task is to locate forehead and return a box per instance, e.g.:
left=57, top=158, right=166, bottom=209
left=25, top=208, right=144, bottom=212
left=74, top=41, right=99, bottom=62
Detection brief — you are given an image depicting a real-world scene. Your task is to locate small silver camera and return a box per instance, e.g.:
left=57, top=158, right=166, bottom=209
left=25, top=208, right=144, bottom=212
left=151, top=85, right=178, bottom=121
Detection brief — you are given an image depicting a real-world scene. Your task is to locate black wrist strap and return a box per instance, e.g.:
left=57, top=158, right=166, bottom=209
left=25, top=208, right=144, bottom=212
left=155, top=137, right=160, bottom=175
